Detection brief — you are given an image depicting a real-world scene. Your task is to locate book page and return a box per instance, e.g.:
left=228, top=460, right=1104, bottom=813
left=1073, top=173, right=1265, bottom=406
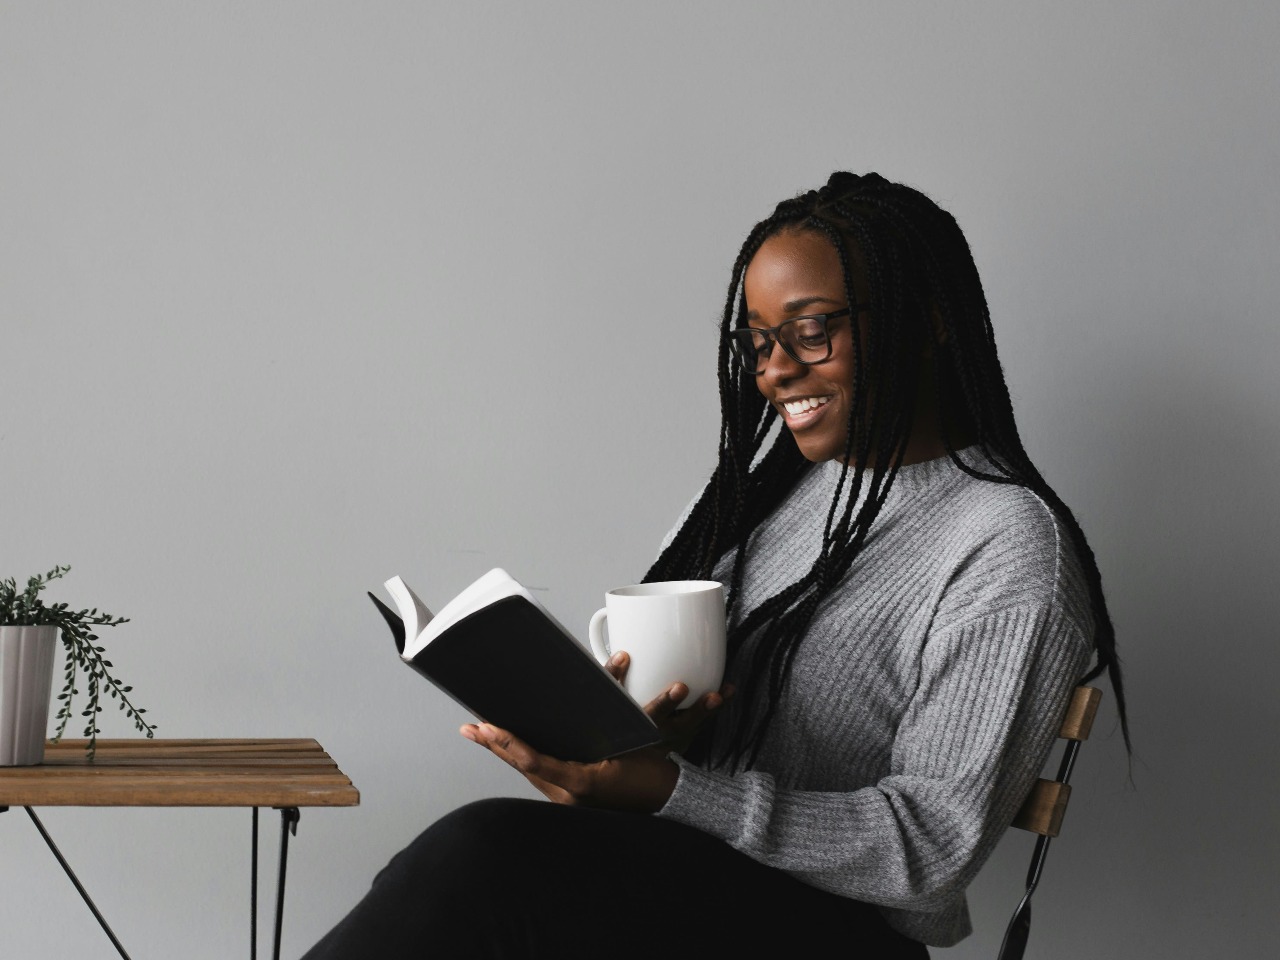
left=405, top=568, right=522, bottom=658
left=384, top=577, right=434, bottom=646
left=396, top=567, right=587, bottom=661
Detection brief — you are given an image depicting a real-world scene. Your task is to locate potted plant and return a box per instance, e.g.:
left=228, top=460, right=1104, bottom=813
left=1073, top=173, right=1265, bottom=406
left=0, top=565, right=154, bottom=763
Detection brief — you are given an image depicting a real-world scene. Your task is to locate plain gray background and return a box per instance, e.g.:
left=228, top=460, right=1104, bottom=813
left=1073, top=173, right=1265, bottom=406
left=2, top=2, right=1277, bottom=957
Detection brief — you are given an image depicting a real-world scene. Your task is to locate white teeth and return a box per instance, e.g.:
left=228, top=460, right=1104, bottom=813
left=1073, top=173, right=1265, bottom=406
left=783, top=397, right=831, bottom=416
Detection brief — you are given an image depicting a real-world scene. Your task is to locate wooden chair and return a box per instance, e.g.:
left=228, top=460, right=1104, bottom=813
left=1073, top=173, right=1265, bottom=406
left=996, top=685, right=1103, bottom=960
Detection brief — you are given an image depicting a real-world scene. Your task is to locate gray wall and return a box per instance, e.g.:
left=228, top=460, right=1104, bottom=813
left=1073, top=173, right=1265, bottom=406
left=3, top=2, right=1276, bottom=957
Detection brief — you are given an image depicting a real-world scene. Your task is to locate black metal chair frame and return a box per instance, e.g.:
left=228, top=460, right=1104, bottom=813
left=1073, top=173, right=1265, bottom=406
left=996, top=685, right=1102, bottom=960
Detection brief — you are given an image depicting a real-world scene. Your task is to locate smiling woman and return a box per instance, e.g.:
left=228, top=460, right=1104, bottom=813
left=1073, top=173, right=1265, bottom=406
left=301, top=172, right=1130, bottom=959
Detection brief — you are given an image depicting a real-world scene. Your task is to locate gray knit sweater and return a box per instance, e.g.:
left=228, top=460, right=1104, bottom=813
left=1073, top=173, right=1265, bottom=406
left=655, top=450, right=1093, bottom=947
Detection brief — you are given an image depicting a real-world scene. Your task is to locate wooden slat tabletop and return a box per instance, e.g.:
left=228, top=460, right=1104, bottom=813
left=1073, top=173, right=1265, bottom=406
left=0, top=739, right=360, bottom=808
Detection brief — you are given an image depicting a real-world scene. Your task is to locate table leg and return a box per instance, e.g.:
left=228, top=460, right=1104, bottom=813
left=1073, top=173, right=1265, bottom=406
left=273, top=806, right=300, bottom=960
left=252, top=806, right=260, bottom=960
left=18, top=805, right=133, bottom=960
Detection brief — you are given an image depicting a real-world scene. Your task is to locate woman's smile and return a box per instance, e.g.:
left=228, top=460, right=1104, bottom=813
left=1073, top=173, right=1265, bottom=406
left=778, top=394, right=835, bottom=426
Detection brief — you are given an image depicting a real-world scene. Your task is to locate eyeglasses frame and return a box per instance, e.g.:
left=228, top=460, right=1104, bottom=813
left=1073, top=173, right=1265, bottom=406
left=726, top=305, right=867, bottom=375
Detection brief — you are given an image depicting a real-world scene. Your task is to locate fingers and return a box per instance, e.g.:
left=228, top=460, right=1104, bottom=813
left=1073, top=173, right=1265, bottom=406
left=643, top=682, right=690, bottom=720
left=644, top=685, right=732, bottom=753
left=697, top=690, right=725, bottom=711
left=604, top=651, right=629, bottom=684
left=459, top=725, right=679, bottom=812
left=644, top=681, right=735, bottom=719
left=459, top=723, right=586, bottom=804
left=677, top=685, right=732, bottom=716
left=670, top=685, right=731, bottom=724
left=465, top=722, right=532, bottom=768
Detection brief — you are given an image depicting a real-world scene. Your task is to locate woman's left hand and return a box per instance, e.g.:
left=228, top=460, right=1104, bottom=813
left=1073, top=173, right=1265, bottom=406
left=460, top=722, right=681, bottom=812
left=460, top=653, right=727, bottom=813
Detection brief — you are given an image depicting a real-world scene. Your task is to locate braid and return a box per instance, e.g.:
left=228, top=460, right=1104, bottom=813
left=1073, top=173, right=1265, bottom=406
left=647, top=172, right=1131, bottom=766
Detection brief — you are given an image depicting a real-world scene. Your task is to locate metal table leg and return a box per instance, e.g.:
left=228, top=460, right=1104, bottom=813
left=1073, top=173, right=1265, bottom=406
left=250, top=806, right=300, bottom=960
left=271, top=807, right=300, bottom=960
left=9, top=805, right=133, bottom=959
left=252, top=806, right=260, bottom=960
left=8, top=801, right=303, bottom=960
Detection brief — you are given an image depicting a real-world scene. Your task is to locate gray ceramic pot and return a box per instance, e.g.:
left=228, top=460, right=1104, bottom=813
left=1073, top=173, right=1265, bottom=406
left=0, top=625, right=58, bottom=765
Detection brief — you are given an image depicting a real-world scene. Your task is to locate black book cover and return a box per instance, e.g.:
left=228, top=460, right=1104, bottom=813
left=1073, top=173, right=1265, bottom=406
left=371, top=592, right=660, bottom=763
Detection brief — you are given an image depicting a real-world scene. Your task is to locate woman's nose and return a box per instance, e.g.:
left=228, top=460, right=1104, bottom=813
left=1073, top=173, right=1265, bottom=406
left=759, top=342, right=806, bottom=385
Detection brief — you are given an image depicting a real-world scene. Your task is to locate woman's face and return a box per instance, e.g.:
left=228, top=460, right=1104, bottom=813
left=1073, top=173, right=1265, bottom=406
left=742, top=229, right=861, bottom=463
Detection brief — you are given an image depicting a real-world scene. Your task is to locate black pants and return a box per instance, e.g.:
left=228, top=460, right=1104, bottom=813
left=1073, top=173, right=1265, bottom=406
left=301, top=798, right=930, bottom=959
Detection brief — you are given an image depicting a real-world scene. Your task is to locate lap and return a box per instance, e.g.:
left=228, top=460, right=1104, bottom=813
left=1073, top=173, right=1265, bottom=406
left=303, top=798, right=928, bottom=959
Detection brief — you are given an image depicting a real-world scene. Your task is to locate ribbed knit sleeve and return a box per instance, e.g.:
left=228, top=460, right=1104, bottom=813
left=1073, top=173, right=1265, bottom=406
left=652, top=452, right=1096, bottom=947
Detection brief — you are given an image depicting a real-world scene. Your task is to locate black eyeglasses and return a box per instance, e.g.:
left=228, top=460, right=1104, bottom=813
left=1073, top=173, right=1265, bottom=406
left=725, top=306, right=863, bottom=375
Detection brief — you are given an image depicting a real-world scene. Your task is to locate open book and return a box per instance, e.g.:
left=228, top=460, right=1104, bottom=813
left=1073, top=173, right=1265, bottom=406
left=369, top=568, right=660, bottom=763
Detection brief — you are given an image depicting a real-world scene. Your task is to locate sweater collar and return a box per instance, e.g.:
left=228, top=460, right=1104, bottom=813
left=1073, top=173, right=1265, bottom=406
left=817, top=446, right=988, bottom=496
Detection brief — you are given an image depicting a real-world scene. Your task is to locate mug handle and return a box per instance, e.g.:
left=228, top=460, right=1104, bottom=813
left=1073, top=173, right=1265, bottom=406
left=587, top=607, right=610, bottom=665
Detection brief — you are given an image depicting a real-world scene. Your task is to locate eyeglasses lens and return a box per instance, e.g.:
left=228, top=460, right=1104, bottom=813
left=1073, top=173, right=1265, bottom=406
left=732, top=317, right=830, bottom=372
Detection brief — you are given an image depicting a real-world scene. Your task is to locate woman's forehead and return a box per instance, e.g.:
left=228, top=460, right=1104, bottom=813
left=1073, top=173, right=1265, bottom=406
left=744, top=230, right=852, bottom=302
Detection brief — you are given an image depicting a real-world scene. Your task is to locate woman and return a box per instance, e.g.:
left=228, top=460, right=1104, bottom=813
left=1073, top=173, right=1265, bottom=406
left=303, top=172, right=1128, bottom=958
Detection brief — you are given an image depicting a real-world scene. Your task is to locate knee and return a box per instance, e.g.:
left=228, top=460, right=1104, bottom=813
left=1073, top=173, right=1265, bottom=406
left=372, top=797, right=544, bottom=893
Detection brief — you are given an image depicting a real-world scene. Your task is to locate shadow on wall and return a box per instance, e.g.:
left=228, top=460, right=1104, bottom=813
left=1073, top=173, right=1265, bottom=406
left=1093, top=346, right=1278, bottom=722
left=1060, top=344, right=1280, bottom=940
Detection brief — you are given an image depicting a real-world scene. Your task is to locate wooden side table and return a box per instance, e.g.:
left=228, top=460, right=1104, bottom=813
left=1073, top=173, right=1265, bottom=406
left=0, top=738, right=359, bottom=960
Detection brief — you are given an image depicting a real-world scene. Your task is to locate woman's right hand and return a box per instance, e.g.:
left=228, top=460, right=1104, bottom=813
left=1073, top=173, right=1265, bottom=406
left=603, top=651, right=732, bottom=754
left=459, top=651, right=732, bottom=812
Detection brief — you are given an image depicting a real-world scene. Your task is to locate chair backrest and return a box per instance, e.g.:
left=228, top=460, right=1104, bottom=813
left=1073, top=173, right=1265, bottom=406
left=996, top=685, right=1103, bottom=960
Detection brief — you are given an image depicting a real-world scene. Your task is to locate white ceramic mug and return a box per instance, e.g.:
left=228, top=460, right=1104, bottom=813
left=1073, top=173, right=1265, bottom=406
left=588, top=580, right=726, bottom=709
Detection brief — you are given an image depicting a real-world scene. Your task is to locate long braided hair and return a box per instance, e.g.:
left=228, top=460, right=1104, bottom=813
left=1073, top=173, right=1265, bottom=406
left=644, top=171, right=1129, bottom=769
